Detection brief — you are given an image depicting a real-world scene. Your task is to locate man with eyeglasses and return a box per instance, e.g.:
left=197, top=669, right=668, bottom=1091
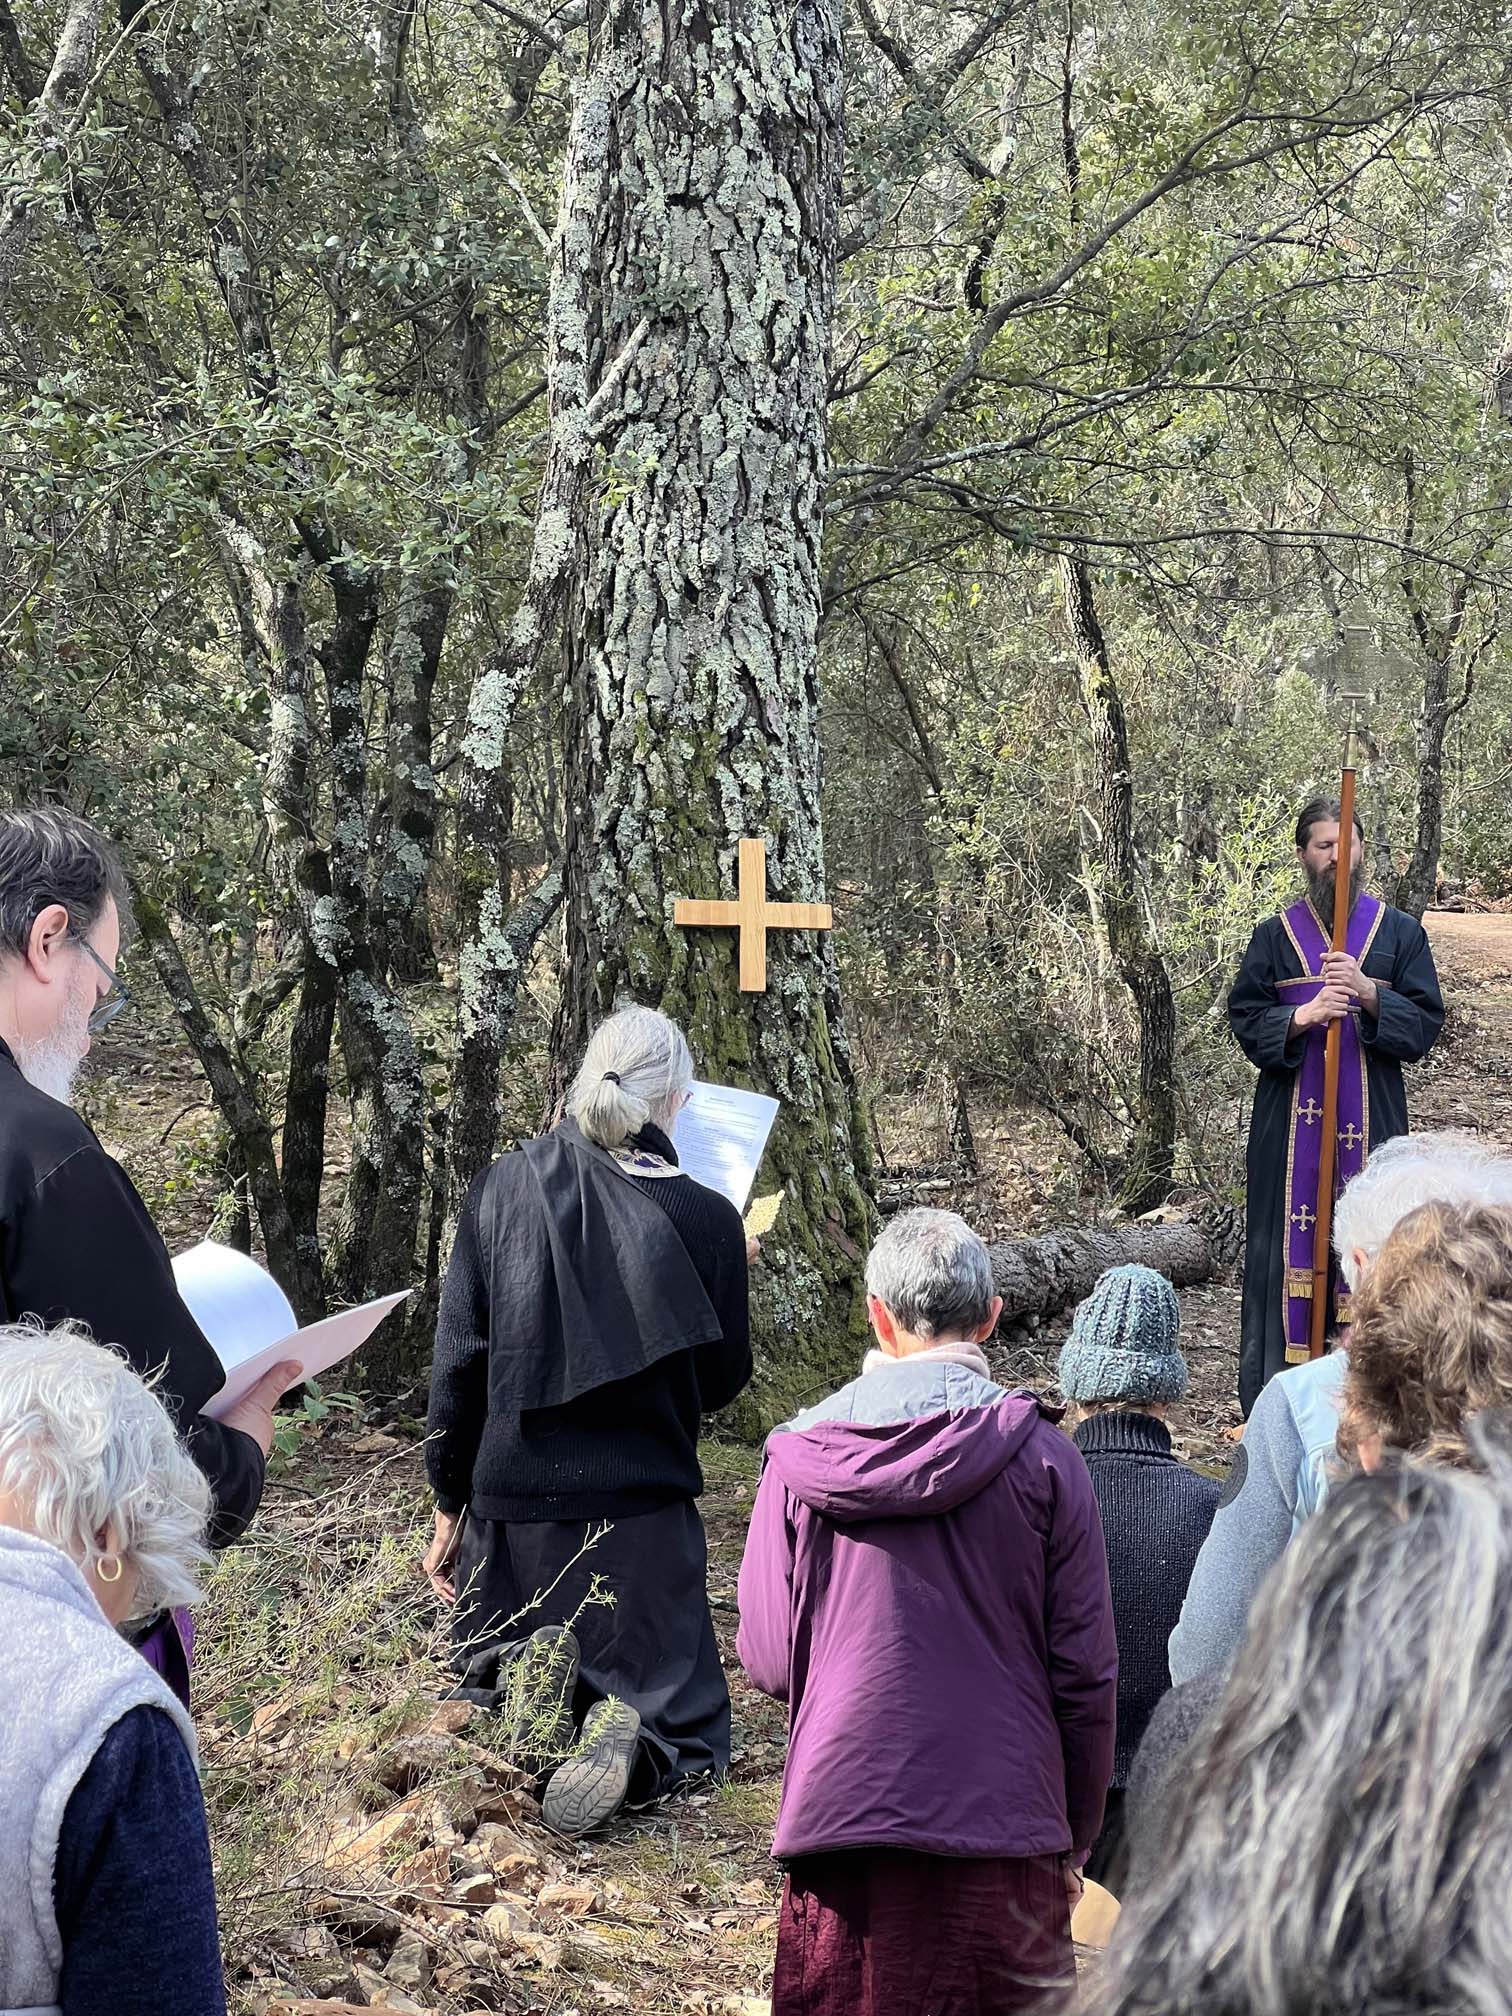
left=0, top=808, right=296, bottom=1561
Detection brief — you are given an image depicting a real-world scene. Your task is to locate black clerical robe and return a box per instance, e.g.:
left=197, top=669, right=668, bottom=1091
left=1228, top=900, right=1444, bottom=1416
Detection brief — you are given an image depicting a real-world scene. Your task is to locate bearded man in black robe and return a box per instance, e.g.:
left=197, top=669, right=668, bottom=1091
left=1227, top=798, right=1444, bottom=1416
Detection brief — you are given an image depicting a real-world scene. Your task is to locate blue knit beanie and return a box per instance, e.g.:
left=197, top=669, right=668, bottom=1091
left=1057, top=1263, right=1187, bottom=1406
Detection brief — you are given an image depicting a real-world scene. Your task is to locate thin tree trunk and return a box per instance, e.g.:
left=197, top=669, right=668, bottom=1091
left=211, top=1129, right=253, bottom=1254
left=281, top=947, right=334, bottom=1312
left=447, top=863, right=564, bottom=1215
left=1395, top=647, right=1456, bottom=920
left=1394, top=301, right=1511, bottom=917
left=319, top=567, right=427, bottom=1307
left=132, top=891, right=324, bottom=1317
left=544, top=0, right=872, bottom=1419
left=0, top=0, right=106, bottom=289
left=1060, top=554, right=1178, bottom=1212
left=376, top=580, right=448, bottom=982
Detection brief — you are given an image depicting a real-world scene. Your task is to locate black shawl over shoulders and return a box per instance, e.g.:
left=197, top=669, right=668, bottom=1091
left=480, top=1118, right=724, bottom=1415
left=426, top=1119, right=752, bottom=1522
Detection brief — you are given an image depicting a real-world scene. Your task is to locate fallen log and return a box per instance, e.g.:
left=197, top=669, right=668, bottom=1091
left=986, top=1221, right=1213, bottom=1328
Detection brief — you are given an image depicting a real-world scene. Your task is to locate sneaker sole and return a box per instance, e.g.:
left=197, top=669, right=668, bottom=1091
left=542, top=1705, right=641, bottom=1836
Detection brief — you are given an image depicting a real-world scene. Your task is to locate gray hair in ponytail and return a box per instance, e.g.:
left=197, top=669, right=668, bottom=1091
left=567, top=1005, right=694, bottom=1151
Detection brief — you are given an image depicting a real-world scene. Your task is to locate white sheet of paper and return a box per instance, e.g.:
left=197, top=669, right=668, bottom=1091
left=673, top=1080, right=780, bottom=1212
left=172, top=1240, right=409, bottom=1420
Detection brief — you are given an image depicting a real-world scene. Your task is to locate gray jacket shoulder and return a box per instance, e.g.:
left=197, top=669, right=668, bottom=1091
left=787, top=1358, right=1005, bottom=1433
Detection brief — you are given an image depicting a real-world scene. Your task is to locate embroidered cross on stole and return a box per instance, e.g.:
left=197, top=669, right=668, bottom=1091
left=1276, top=893, right=1385, bottom=1363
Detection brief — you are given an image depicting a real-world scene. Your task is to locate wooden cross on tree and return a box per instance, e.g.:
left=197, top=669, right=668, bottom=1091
left=673, top=838, right=833, bottom=991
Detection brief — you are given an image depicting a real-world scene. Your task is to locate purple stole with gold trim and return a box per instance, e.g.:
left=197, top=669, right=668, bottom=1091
left=1276, top=892, right=1385, bottom=1363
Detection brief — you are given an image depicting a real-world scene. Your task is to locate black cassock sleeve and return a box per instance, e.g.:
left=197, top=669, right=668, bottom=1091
left=426, top=1172, right=492, bottom=1516
left=1361, top=914, right=1445, bottom=1064
left=17, top=1142, right=264, bottom=1546
left=1227, top=920, right=1305, bottom=1073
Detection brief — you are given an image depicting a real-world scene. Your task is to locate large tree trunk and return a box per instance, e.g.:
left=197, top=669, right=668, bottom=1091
left=544, top=0, right=872, bottom=1418
left=1060, top=555, right=1179, bottom=1212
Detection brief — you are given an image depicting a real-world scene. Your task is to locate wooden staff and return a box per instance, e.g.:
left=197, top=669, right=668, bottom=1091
left=1308, top=705, right=1362, bottom=1357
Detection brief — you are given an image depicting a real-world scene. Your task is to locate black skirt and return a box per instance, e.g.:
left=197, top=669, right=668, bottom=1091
left=452, top=1496, right=730, bottom=1804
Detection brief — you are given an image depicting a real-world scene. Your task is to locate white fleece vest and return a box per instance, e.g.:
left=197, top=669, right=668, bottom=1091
left=0, top=1527, right=197, bottom=2016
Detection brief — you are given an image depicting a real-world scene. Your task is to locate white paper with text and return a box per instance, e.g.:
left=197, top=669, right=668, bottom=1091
left=673, top=1081, right=780, bottom=1212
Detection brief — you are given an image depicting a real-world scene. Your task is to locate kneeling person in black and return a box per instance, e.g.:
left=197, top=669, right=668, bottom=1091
left=425, top=1004, right=753, bottom=1835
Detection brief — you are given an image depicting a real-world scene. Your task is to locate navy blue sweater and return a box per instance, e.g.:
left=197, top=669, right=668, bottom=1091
left=54, top=1705, right=226, bottom=2016
left=1072, top=1410, right=1221, bottom=1786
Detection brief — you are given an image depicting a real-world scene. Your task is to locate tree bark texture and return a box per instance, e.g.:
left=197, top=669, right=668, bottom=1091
left=132, top=891, right=325, bottom=1319
left=318, top=567, right=428, bottom=1308
left=546, top=0, right=873, bottom=1415
left=280, top=947, right=335, bottom=1309
left=0, top=0, right=105, bottom=290
left=986, top=1221, right=1213, bottom=1327
left=376, top=580, right=449, bottom=983
left=1060, top=554, right=1179, bottom=1212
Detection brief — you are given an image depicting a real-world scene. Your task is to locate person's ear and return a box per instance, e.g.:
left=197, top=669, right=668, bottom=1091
left=972, top=1295, right=1003, bottom=1344
left=1357, top=1430, right=1385, bottom=1474
left=1350, top=1248, right=1370, bottom=1287
left=867, top=1294, right=900, bottom=1355
left=26, top=903, right=71, bottom=984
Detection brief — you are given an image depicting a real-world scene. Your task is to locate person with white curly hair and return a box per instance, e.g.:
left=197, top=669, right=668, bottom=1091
left=0, top=1324, right=227, bottom=2016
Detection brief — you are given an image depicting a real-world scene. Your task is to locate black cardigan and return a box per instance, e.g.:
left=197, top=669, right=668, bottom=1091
left=1072, top=1409, right=1221, bottom=1785
left=0, top=1039, right=264, bottom=1544
left=426, top=1128, right=752, bottom=1522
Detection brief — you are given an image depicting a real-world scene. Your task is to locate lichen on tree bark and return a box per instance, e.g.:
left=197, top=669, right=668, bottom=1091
left=545, top=0, right=874, bottom=1422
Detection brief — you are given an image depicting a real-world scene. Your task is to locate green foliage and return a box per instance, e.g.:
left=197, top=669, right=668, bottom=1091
left=4, top=0, right=1512, bottom=1310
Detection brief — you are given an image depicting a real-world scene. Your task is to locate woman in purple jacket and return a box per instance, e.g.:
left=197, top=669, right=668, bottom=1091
left=738, top=1207, right=1118, bottom=2016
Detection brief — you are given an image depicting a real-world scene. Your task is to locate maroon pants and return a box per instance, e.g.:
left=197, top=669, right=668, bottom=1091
left=773, top=1846, right=1073, bottom=2016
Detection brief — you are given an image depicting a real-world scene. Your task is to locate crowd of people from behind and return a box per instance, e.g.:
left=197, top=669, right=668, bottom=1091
left=4, top=801, right=1512, bottom=2016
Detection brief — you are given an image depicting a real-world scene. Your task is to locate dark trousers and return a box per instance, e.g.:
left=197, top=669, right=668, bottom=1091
left=453, top=1496, right=730, bottom=1804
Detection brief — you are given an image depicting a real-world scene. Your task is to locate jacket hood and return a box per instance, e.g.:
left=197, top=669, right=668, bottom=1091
left=765, top=1392, right=1051, bottom=1521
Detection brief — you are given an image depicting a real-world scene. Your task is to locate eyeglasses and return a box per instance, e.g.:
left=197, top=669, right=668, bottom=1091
left=72, top=937, right=132, bottom=1035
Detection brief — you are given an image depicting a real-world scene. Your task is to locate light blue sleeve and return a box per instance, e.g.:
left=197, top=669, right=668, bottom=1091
left=1167, top=1376, right=1305, bottom=1685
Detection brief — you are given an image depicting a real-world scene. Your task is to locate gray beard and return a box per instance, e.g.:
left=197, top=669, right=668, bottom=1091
left=13, top=1021, right=86, bottom=1106
left=1308, top=863, right=1363, bottom=920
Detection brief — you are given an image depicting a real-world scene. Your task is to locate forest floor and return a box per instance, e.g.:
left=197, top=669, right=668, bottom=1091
left=75, top=910, right=1512, bottom=2016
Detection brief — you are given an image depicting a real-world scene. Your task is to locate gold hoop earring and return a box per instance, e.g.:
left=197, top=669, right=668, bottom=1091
left=96, top=1554, right=123, bottom=1584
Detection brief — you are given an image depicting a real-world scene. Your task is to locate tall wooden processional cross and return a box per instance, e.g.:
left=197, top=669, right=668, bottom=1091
left=673, top=838, right=833, bottom=992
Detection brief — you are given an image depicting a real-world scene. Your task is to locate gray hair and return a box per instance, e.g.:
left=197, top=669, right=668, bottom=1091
left=1333, top=1129, right=1512, bottom=1288
left=0, top=1324, right=211, bottom=1617
left=0, top=807, right=129, bottom=960
left=1086, top=1435, right=1512, bottom=2016
left=865, top=1208, right=996, bottom=1339
left=566, top=1004, right=694, bottom=1151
